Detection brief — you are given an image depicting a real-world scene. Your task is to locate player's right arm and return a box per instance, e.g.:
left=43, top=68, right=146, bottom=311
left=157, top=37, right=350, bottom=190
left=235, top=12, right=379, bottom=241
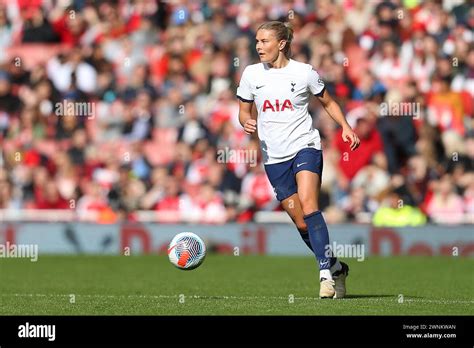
left=237, top=67, right=257, bottom=135
left=239, top=100, right=257, bottom=135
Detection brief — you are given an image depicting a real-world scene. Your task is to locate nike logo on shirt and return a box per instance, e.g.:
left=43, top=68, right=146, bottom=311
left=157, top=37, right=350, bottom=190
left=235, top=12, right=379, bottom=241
left=256, top=85, right=265, bottom=89
left=296, top=162, right=308, bottom=167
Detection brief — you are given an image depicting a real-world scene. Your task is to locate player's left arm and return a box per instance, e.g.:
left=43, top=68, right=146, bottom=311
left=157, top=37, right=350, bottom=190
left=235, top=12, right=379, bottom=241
left=317, top=89, right=360, bottom=151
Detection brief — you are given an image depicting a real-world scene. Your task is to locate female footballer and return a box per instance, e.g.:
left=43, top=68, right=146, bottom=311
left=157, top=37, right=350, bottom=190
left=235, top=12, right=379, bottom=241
left=237, top=21, right=360, bottom=299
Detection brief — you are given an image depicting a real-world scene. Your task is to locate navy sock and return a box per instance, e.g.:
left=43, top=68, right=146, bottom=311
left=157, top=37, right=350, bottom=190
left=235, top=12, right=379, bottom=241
left=299, top=230, right=337, bottom=268
left=298, top=231, right=313, bottom=252
left=303, top=210, right=336, bottom=270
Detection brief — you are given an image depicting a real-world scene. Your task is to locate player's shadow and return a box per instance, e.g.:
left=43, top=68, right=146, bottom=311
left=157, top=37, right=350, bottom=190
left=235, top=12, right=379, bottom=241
left=344, top=294, right=423, bottom=299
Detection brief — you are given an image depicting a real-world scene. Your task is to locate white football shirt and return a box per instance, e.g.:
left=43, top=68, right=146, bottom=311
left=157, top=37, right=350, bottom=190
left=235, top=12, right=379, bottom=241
left=237, top=59, right=326, bottom=164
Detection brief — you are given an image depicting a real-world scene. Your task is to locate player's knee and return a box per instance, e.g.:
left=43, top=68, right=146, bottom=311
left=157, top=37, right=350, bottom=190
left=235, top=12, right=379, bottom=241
left=299, top=197, right=318, bottom=215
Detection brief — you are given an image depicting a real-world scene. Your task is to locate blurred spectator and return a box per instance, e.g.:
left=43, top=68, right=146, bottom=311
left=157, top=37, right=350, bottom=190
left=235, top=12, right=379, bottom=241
left=128, top=141, right=152, bottom=180
left=426, top=174, right=465, bottom=224
left=155, top=175, right=181, bottom=223
left=340, top=187, right=372, bottom=222
left=177, top=99, right=209, bottom=145
left=48, top=3, right=86, bottom=46
left=426, top=74, right=466, bottom=136
left=107, top=163, right=132, bottom=211
left=351, top=164, right=390, bottom=199
left=76, top=181, right=110, bottom=218
left=240, top=163, right=276, bottom=214
left=0, top=71, right=21, bottom=114
left=452, top=46, right=474, bottom=98
left=22, top=7, right=58, bottom=43
left=377, top=89, right=417, bottom=174
left=332, top=103, right=387, bottom=202
left=345, top=0, right=374, bottom=36
left=67, top=129, right=87, bottom=165
left=47, top=48, right=97, bottom=95
left=352, top=71, right=386, bottom=101
left=140, top=166, right=167, bottom=209
left=0, top=5, right=13, bottom=52
left=0, top=167, right=17, bottom=209
left=155, top=175, right=180, bottom=211
left=35, top=179, right=69, bottom=209
left=370, top=39, right=408, bottom=89
left=464, top=180, right=474, bottom=222
left=373, top=189, right=427, bottom=227
left=405, top=155, right=431, bottom=208
left=180, top=182, right=226, bottom=224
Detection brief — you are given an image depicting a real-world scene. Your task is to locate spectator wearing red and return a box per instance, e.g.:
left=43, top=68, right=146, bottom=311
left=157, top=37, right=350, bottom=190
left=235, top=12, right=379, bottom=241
left=180, top=182, right=226, bottom=224
left=240, top=164, right=275, bottom=212
left=155, top=176, right=181, bottom=223
left=49, top=5, right=86, bottom=46
left=155, top=176, right=180, bottom=212
left=333, top=105, right=387, bottom=182
left=76, top=182, right=108, bottom=213
left=35, top=180, right=69, bottom=209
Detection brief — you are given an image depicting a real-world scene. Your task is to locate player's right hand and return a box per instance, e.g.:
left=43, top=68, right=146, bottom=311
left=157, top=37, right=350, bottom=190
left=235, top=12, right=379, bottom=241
left=243, top=119, right=257, bottom=134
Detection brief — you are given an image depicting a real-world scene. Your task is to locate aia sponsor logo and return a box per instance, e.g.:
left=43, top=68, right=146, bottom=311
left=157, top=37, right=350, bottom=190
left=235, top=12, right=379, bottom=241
left=262, top=99, right=294, bottom=112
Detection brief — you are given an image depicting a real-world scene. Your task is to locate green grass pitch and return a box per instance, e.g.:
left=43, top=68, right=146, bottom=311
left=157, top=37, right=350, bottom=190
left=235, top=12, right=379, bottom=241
left=0, top=255, right=472, bottom=315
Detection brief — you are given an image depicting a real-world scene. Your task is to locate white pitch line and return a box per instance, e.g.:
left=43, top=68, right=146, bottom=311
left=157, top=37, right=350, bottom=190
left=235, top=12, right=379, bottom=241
left=1, top=293, right=474, bottom=304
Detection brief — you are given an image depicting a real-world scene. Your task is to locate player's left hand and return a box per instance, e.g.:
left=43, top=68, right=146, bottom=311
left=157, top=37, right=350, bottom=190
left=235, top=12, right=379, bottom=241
left=342, top=127, right=360, bottom=151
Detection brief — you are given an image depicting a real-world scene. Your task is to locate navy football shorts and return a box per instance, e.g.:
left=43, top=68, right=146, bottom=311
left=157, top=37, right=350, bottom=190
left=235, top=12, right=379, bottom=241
left=264, top=148, right=323, bottom=202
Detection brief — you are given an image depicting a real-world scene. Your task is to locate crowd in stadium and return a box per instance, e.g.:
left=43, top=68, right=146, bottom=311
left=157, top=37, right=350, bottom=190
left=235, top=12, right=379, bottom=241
left=0, top=0, right=472, bottom=225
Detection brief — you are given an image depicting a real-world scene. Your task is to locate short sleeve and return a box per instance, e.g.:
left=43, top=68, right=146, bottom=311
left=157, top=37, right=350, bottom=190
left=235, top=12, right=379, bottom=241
left=308, top=67, right=326, bottom=97
left=236, top=68, right=254, bottom=103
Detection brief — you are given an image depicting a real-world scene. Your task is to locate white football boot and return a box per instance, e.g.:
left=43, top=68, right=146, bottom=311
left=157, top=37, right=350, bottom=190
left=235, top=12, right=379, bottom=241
left=332, top=262, right=349, bottom=299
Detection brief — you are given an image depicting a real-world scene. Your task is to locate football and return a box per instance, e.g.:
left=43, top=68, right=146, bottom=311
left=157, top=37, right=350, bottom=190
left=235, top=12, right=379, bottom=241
left=167, top=232, right=206, bottom=270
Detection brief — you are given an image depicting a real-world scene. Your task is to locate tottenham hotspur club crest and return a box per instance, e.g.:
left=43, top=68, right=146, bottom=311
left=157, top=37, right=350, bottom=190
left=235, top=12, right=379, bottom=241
left=290, top=82, right=296, bottom=92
